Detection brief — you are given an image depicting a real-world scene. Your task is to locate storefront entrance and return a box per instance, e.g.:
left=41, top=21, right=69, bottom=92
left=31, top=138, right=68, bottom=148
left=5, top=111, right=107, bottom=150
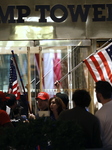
left=0, top=39, right=95, bottom=112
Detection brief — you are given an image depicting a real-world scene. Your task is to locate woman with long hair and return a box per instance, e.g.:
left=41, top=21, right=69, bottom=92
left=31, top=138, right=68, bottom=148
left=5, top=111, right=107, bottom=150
left=49, top=96, right=66, bottom=120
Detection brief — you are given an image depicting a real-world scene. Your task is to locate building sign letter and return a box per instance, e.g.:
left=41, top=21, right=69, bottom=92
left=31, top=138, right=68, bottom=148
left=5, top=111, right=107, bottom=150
left=50, top=4, right=68, bottom=22
left=106, top=4, right=112, bottom=21
left=68, top=5, right=91, bottom=22
left=35, top=5, right=50, bottom=22
left=0, top=6, right=15, bottom=23
left=92, top=4, right=105, bottom=21
left=16, top=6, right=30, bottom=23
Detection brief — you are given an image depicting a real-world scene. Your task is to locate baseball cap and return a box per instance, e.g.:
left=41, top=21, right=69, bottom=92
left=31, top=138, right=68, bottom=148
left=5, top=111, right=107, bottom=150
left=0, top=91, right=10, bottom=102
left=36, top=92, right=49, bottom=100
left=6, top=93, right=16, bottom=107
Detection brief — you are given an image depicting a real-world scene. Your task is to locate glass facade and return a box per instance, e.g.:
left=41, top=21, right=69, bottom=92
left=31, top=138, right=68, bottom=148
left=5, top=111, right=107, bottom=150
left=0, top=40, right=93, bottom=112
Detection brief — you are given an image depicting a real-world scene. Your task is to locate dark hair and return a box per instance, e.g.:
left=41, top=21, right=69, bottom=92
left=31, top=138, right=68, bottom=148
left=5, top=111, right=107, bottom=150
left=95, top=81, right=112, bottom=99
left=49, top=96, right=66, bottom=115
left=56, top=93, right=69, bottom=108
left=6, top=94, right=16, bottom=107
left=72, top=89, right=91, bottom=107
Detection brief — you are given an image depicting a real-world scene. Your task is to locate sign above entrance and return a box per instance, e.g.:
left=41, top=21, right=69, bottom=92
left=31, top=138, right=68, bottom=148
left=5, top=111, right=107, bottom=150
left=0, top=4, right=112, bottom=23
left=0, top=0, right=112, bottom=40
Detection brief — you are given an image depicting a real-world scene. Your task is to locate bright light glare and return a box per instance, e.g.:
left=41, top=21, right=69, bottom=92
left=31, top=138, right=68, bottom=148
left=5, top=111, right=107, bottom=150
left=24, top=17, right=54, bottom=22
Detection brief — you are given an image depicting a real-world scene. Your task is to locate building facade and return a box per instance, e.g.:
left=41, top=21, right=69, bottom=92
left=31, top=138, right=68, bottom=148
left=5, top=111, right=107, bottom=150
left=0, top=0, right=111, bottom=112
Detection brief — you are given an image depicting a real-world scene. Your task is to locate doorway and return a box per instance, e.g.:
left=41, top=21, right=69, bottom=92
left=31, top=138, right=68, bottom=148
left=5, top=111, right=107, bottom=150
left=0, top=39, right=92, bottom=113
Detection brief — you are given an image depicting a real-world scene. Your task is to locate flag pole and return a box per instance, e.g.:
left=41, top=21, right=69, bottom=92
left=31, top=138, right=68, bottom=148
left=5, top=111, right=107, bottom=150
left=58, top=38, right=112, bottom=83
left=59, top=62, right=83, bottom=82
left=11, top=50, right=26, bottom=94
left=11, top=50, right=32, bottom=114
left=34, top=41, right=82, bottom=86
left=96, top=39, right=112, bottom=50
left=85, top=38, right=112, bottom=60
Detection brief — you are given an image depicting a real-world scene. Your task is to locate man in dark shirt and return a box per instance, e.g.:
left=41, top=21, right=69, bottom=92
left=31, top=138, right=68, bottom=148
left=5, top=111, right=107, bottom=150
left=58, top=89, right=102, bottom=149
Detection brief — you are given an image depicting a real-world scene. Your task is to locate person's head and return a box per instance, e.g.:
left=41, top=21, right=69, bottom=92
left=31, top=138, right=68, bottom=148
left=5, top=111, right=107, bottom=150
left=72, top=89, right=91, bottom=108
left=6, top=93, right=17, bottom=109
left=35, top=92, right=49, bottom=111
left=56, top=93, right=69, bottom=109
left=95, top=80, right=112, bottom=103
left=49, top=96, right=66, bottom=115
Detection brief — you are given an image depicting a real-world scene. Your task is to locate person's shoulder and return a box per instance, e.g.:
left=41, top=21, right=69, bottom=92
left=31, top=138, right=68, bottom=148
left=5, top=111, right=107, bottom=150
left=95, top=107, right=106, bottom=120
left=86, top=110, right=100, bottom=121
left=60, top=107, right=78, bottom=115
left=60, top=109, right=69, bottom=115
left=58, top=108, right=73, bottom=119
left=0, top=109, right=11, bottom=121
left=0, top=109, right=7, bottom=114
left=0, top=109, right=10, bottom=119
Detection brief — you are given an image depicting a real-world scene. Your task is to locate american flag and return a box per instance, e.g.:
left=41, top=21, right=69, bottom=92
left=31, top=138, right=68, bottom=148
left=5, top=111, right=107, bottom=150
left=8, top=57, right=21, bottom=100
left=84, top=42, right=112, bottom=84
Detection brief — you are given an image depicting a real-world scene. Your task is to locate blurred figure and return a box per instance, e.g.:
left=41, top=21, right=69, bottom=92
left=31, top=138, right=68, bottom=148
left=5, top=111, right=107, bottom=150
left=54, top=80, right=69, bottom=109
left=49, top=96, right=66, bottom=120
left=6, top=93, right=28, bottom=123
left=58, top=89, right=102, bottom=149
left=0, top=91, right=13, bottom=127
left=6, top=94, right=18, bottom=119
left=95, top=80, right=112, bottom=149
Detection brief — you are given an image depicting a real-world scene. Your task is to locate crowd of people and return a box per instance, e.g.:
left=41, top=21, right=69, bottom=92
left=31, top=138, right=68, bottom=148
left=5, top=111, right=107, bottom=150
left=0, top=80, right=112, bottom=149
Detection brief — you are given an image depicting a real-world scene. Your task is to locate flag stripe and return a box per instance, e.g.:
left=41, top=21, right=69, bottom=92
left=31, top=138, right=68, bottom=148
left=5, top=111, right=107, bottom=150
left=8, top=57, right=21, bottom=100
left=84, top=59, right=98, bottom=82
left=98, top=52, right=112, bottom=82
left=95, top=54, right=109, bottom=81
left=84, top=42, right=112, bottom=84
left=90, top=55, right=105, bottom=81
